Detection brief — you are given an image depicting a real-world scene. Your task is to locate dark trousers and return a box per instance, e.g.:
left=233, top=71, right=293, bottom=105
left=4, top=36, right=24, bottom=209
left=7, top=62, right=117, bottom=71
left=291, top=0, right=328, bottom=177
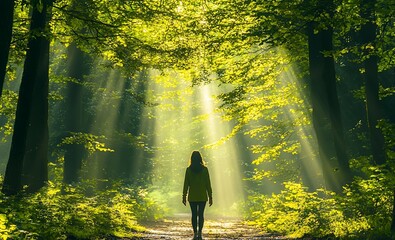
left=189, top=201, right=207, bottom=233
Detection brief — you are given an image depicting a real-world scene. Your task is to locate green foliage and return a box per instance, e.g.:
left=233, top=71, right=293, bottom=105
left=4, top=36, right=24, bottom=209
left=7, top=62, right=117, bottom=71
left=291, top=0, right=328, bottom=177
left=246, top=179, right=393, bottom=239
left=380, top=120, right=395, bottom=163
left=50, top=0, right=192, bottom=72
left=342, top=174, right=392, bottom=239
left=132, top=187, right=167, bottom=222
left=1, top=0, right=394, bottom=239
left=247, top=182, right=338, bottom=238
left=0, top=90, right=18, bottom=141
left=59, top=132, right=114, bottom=154
left=0, top=212, right=16, bottom=239
left=0, top=176, right=164, bottom=239
left=215, top=48, right=313, bottom=182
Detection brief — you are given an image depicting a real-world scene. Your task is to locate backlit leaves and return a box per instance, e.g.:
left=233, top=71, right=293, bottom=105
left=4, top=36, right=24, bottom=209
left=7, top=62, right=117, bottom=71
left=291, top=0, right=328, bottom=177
left=59, top=132, right=114, bottom=154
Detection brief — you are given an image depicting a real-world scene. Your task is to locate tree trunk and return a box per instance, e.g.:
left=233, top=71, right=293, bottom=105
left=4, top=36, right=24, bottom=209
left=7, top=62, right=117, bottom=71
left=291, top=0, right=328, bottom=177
left=322, top=27, right=351, bottom=185
left=63, top=43, right=90, bottom=184
left=360, top=0, right=386, bottom=166
left=2, top=0, right=52, bottom=195
left=307, top=18, right=351, bottom=193
left=0, top=0, right=15, bottom=97
left=21, top=41, right=50, bottom=193
left=359, top=0, right=391, bottom=234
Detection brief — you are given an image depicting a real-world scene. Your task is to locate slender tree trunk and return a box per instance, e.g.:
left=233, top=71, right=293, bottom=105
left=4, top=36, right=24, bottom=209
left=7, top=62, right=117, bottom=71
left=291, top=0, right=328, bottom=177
left=308, top=23, right=336, bottom=192
left=307, top=17, right=351, bottom=193
left=0, top=0, right=15, bottom=97
left=2, top=0, right=52, bottom=195
left=63, top=43, right=90, bottom=184
left=360, top=0, right=386, bottom=166
left=322, top=27, right=351, bottom=184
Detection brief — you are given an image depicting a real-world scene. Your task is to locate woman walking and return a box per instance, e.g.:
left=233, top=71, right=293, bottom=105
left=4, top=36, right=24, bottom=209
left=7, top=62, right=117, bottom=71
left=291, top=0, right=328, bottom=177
left=183, top=151, right=213, bottom=240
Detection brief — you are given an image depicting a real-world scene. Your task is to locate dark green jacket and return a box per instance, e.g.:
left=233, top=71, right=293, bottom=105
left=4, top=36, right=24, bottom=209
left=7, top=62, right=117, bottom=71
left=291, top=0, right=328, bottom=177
left=183, top=166, right=212, bottom=202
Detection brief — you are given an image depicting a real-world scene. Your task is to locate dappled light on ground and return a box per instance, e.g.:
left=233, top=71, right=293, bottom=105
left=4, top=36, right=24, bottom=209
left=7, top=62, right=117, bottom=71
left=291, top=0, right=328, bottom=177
left=133, top=214, right=284, bottom=239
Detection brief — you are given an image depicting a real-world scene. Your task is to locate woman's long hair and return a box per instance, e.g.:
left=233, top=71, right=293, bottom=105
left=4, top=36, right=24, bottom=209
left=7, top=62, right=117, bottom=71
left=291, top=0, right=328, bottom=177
left=189, top=151, right=205, bottom=173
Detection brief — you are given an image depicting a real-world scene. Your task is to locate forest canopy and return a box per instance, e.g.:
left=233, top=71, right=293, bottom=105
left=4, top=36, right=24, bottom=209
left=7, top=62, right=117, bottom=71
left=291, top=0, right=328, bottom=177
left=0, top=0, right=395, bottom=239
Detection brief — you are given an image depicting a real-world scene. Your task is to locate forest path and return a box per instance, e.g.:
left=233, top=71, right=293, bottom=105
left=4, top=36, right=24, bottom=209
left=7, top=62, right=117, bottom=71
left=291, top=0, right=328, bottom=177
left=131, top=214, right=286, bottom=240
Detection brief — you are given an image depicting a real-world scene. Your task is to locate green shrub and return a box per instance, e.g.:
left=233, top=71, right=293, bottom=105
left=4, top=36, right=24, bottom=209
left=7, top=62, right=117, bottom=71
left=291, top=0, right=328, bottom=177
left=341, top=171, right=393, bottom=239
left=0, top=178, right=164, bottom=239
left=245, top=181, right=376, bottom=239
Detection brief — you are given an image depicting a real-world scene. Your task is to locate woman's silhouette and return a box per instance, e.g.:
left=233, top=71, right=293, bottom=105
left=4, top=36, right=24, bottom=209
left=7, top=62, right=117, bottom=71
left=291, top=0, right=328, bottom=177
left=183, top=151, right=213, bottom=240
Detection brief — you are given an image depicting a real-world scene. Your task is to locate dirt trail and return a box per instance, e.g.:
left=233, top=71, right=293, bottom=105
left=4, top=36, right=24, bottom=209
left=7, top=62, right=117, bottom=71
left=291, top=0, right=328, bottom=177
left=132, top=214, right=285, bottom=240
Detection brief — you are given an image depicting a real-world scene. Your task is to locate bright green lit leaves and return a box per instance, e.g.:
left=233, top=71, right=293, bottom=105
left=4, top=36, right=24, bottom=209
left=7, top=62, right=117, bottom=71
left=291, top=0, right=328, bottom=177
left=214, top=47, right=316, bottom=183
left=59, top=132, right=114, bottom=154
left=246, top=182, right=372, bottom=238
left=0, top=90, right=18, bottom=141
left=0, top=179, right=160, bottom=238
left=0, top=212, right=17, bottom=239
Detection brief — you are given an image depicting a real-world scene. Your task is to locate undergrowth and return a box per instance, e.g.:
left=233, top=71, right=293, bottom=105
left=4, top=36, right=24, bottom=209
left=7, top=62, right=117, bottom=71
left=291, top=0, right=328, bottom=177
left=245, top=175, right=393, bottom=239
left=0, top=177, right=165, bottom=239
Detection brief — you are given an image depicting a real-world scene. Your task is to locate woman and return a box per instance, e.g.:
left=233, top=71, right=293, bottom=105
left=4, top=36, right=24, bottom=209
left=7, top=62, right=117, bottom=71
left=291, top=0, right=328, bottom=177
left=183, top=151, right=213, bottom=240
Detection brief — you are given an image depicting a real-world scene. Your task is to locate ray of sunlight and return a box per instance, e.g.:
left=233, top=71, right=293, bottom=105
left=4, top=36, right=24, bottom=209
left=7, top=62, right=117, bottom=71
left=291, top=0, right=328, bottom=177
left=139, top=70, right=245, bottom=218
left=279, top=62, right=324, bottom=190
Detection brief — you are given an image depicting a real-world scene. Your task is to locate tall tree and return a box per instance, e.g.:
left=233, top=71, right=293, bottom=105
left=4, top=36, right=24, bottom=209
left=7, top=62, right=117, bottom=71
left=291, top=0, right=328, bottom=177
left=62, top=43, right=91, bottom=184
left=2, top=0, right=53, bottom=195
left=0, top=0, right=15, bottom=97
left=360, top=0, right=386, bottom=166
left=21, top=43, right=50, bottom=193
left=307, top=1, right=351, bottom=192
left=359, top=0, right=393, bottom=234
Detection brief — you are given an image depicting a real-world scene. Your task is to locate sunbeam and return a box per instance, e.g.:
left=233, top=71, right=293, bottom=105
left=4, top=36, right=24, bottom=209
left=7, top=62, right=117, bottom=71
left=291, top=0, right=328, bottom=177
left=199, top=84, right=245, bottom=216
left=84, top=67, right=127, bottom=180
left=279, top=58, right=324, bottom=190
left=140, top=70, right=245, bottom=217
